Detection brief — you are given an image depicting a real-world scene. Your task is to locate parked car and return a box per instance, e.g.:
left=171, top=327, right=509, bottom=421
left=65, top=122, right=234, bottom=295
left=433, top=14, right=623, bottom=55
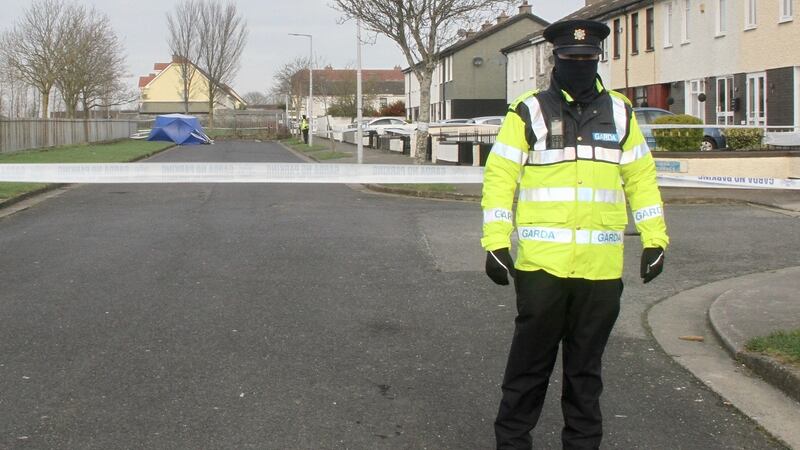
left=634, top=107, right=726, bottom=151
left=436, top=118, right=473, bottom=125
left=468, top=116, right=505, bottom=125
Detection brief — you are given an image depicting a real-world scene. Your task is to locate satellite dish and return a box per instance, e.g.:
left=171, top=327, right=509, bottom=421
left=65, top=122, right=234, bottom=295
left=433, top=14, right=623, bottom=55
left=473, top=57, right=484, bottom=67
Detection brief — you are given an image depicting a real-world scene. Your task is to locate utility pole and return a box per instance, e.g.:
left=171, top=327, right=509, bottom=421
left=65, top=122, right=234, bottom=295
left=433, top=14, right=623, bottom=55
left=356, top=19, right=363, bottom=164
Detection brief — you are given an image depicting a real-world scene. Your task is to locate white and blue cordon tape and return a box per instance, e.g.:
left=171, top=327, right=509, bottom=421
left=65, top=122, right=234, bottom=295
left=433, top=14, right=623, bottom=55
left=0, top=163, right=797, bottom=189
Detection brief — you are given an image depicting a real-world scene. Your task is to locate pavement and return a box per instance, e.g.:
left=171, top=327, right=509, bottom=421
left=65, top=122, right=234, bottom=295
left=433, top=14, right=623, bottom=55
left=298, top=136, right=800, bottom=447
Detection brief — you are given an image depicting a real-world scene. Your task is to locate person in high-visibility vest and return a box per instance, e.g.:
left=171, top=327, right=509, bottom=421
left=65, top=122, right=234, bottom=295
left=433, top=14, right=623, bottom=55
left=482, top=19, right=669, bottom=449
left=300, top=115, right=310, bottom=144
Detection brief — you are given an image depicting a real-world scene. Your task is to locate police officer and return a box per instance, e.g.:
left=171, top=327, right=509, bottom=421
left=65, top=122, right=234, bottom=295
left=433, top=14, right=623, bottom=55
left=481, top=19, right=669, bottom=449
left=300, top=114, right=310, bottom=144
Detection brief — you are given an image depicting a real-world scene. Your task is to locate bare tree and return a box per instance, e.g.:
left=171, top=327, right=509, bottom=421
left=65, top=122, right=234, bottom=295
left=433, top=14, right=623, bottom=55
left=0, top=0, right=67, bottom=118
left=197, top=1, right=248, bottom=126
left=332, top=0, right=515, bottom=162
left=269, top=56, right=311, bottom=124
left=77, top=12, right=130, bottom=117
left=52, top=4, right=128, bottom=119
left=166, top=0, right=202, bottom=114
left=242, top=91, right=269, bottom=105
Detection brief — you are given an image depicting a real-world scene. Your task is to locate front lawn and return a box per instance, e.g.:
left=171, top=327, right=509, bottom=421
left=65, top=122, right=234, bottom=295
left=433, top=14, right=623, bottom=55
left=0, top=140, right=174, bottom=202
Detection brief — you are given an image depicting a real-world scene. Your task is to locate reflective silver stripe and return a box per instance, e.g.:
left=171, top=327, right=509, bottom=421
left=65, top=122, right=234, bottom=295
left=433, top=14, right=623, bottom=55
left=528, top=147, right=576, bottom=165
left=577, top=187, right=594, bottom=202
left=576, top=230, right=624, bottom=245
left=633, top=204, right=664, bottom=223
left=594, top=189, right=626, bottom=203
left=523, top=97, right=549, bottom=151
left=577, top=145, right=593, bottom=159
left=611, top=96, right=629, bottom=143
left=483, top=208, right=514, bottom=224
left=491, top=142, right=528, bottom=165
left=518, top=187, right=623, bottom=203
left=594, top=147, right=622, bottom=164
left=620, top=142, right=650, bottom=165
left=519, top=187, right=575, bottom=202
left=519, top=227, right=623, bottom=244
left=518, top=227, right=573, bottom=243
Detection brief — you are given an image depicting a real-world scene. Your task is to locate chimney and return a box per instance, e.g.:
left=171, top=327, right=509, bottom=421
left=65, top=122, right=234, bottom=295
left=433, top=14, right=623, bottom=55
left=518, top=1, right=532, bottom=15
left=496, top=11, right=509, bottom=24
left=481, top=21, right=493, bottom=31
left=465, top=30, right=477, bottom=39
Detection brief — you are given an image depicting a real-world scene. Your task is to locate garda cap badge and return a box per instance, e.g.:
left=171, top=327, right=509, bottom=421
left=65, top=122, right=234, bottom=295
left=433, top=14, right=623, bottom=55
left=574, top=28, right=587, bottom=40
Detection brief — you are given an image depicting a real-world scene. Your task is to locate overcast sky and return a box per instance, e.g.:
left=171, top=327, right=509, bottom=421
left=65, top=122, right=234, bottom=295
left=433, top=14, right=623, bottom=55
left=0, top=0, right=585, bottom=96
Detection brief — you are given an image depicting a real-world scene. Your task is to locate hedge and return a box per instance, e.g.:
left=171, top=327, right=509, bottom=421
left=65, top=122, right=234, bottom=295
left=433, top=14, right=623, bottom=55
left=652, top=114, right=703, bottom=152
left=724, top=128, right=764, bottom=150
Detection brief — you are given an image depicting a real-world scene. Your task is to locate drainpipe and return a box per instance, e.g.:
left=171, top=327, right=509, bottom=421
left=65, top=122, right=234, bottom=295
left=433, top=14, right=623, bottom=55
left=624, top=12, right=630, bottom=97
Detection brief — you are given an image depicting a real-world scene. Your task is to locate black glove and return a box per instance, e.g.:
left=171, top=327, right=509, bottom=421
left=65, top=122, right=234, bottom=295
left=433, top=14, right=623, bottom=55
left=640, top=247, right=665, bottom=284
left=485, top=248, right=515, bottom=286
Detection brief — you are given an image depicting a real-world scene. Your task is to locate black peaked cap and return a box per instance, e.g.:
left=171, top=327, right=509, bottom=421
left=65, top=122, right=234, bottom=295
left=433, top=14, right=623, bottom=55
left=543, top=19, right=610, bottom=55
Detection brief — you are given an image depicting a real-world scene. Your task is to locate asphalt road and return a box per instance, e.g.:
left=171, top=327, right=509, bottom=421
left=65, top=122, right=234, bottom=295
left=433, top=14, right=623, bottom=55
left=0, top=141, right=796, bottom=449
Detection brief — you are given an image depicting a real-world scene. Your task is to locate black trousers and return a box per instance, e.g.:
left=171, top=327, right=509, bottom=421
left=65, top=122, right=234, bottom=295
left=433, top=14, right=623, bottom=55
left=302, top=129, right=309, bottom=143
left=495, top=270, right=622, bottom=450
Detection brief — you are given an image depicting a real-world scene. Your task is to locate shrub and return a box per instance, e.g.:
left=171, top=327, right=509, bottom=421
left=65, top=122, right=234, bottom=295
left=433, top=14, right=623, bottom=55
left=378, top=100, right=406, bottom=117
left=652, top=114, right=703, bottom=152
left=724, top=128, right=764, bottom=151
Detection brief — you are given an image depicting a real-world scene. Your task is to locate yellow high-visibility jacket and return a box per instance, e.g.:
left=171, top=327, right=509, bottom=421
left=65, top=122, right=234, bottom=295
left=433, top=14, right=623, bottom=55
left=481, top=80, right=669, bottom=280
left=300, top=118, right=309, bottom=130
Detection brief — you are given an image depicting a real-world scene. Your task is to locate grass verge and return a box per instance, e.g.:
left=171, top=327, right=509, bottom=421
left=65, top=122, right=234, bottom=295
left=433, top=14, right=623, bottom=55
left=280, top=137, right=327, bottom=152
left=746, top=329, right=800, bottom=367
left=0, top=140, right=174, bottom=202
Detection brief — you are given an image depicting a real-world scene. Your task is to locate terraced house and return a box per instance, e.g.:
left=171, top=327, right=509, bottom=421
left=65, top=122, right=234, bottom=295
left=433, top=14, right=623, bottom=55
left=404, top=2, right=549, bottom=121
left=565, top=0, right=799, bottom=128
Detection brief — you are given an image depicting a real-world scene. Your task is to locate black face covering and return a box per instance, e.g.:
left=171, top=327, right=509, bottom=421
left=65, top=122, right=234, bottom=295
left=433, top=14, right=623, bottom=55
left=553, top=56, right=600, bottom=104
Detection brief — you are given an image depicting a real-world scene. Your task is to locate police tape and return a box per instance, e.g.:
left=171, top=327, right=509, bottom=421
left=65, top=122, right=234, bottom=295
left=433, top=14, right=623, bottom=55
left=0, top=163, right=797, bottom=189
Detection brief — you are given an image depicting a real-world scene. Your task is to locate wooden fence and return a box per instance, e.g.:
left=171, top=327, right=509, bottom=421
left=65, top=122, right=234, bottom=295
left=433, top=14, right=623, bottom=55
left=0, top=119, right=139, bottom=154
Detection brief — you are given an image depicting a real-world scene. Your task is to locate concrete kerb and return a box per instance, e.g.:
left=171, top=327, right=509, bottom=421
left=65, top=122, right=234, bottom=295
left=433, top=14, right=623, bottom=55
left=648, top=271, right=800, bottom=449
left=708, top=268, right=800, bottom=404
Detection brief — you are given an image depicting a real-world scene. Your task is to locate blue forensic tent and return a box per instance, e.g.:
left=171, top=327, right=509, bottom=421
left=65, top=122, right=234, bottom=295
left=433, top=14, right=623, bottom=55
left=147, top=114, right=212, bottom=145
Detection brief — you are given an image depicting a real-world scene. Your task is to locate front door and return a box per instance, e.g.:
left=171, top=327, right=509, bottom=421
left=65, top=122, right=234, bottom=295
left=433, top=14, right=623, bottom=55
left=746, top=72, right=767, bottom=126
left=716, top=76, right=734, bottom=125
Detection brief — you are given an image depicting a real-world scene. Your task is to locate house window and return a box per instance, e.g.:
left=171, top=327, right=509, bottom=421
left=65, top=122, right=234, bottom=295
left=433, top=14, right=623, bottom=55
left=600, top=35, right=609, bottom=61
left=646, top=8, right=654, bottom=50
left=380, top=97, right=388, bottom=108
left=716, top=0, right=727, bottom=35
left=538, top=45, right=545, bottom=75
left=780, top=0, right=793, bottom=21
left=517, top=52, right=524, bottom=80
left=631, top=13, right=639, bottom=54
left=745, top=0, right=757, bottom=28
left=634, top=87, right=648, bottom=107
left=510, top=56, right=517, bottom=82
left=613, top=18, right=621, bottom=58
left=682, top=0, right=691, bottom=43
left=530, top=48, right=536, bottom=78
left=664, top=1, right=674, bottom=47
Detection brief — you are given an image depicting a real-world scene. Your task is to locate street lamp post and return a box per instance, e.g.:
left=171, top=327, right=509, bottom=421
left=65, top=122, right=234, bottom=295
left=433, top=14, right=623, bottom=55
left=289, top=33, right=313, bottom=146
left=356, top=20, right=363, bottom=164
